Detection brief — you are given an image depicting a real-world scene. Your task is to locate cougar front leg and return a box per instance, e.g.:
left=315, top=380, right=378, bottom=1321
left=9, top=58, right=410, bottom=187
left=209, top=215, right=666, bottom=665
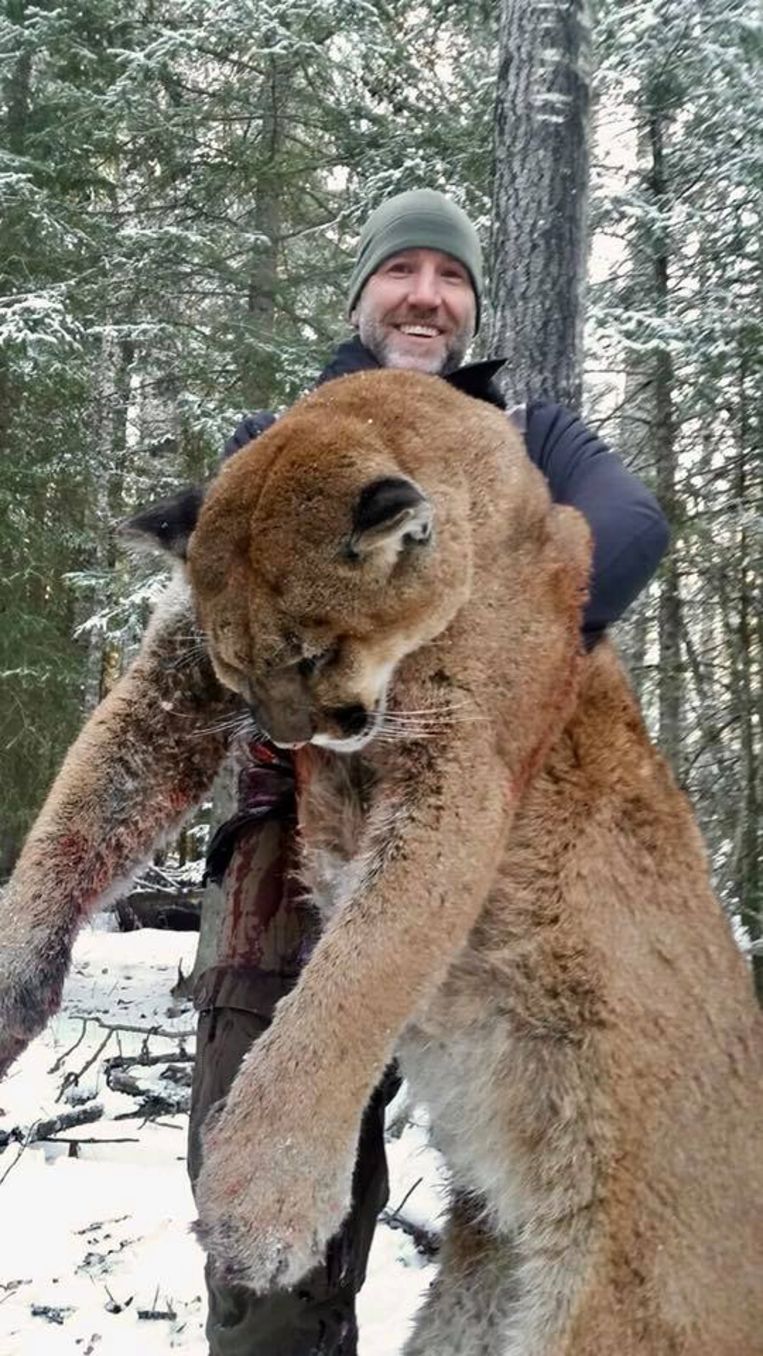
left=0, top=584, right=239, bottom=1077
left=193, top=735, right=512, bottom=1293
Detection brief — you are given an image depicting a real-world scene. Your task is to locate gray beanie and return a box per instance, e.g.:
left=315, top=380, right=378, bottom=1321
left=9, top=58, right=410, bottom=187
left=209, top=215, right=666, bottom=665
left=347, top=188, right=483, bottom=332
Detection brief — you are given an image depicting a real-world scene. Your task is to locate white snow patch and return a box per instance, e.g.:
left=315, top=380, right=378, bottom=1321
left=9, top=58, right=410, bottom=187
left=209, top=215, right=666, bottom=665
left=0, top=928, right=442, bottom=1354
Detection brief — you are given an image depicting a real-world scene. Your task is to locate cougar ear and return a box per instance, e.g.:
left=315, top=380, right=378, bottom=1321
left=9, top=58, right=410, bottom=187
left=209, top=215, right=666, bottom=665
left=348, top=476, right=433, bottom=563
left=120, top=486, right=205, bottom=561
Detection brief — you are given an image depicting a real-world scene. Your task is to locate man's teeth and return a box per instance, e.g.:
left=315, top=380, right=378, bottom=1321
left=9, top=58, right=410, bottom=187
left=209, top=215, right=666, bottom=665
left=398, top=325, right=440, bottom=337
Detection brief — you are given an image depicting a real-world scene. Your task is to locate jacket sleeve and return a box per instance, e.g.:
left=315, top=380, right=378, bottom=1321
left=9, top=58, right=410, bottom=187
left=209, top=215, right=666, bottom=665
left=524, top=401, right=670, bottom=643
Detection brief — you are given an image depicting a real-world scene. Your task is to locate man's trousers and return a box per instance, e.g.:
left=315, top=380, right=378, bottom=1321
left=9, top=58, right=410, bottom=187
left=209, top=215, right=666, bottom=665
left=187, top=813, right=394, bottom=1355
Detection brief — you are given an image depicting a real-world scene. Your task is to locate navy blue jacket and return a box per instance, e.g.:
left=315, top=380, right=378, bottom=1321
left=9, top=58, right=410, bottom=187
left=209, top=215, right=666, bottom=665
left=224, top=337, right=669, bottom=646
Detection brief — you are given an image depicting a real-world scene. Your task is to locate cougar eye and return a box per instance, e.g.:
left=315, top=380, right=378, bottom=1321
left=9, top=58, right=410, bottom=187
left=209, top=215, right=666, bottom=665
left=296, top=644, right=337, bottom=679
left=297, top=654, right=319, bottom=678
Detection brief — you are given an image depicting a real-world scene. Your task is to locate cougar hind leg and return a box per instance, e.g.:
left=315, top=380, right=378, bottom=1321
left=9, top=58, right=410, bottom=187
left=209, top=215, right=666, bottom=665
left=403, top=1195, right=520, bottom=1356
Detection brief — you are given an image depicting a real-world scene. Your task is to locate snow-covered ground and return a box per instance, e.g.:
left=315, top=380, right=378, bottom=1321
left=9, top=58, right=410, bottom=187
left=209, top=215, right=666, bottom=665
left=0, top=927, right=445, bottom=1354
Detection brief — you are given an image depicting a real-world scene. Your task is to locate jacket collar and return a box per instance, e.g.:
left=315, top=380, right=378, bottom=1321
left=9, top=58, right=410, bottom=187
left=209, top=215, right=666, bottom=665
left=315, top=336, right=507, bottom=409
left=445, top=358, right=507, bottom=408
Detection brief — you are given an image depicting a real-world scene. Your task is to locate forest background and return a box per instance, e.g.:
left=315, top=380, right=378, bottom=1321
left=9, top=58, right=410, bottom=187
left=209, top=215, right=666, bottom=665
left=1, top=0, right=760, bottom=992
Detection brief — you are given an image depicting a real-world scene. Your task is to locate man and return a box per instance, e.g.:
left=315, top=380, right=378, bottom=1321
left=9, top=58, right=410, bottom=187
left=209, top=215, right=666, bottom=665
left=187, top=188, right=669, bottom=1355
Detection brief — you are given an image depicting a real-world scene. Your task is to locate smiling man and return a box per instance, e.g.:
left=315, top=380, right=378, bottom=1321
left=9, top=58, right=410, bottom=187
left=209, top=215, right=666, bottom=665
left=347, top=192, right=480, bottom=373
left=188, top=187, right=669, bottom=1356
left=352, top=246, right=474, bottom=370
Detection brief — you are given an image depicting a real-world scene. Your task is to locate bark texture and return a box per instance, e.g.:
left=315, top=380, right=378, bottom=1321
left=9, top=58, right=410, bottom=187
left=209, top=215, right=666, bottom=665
left=244, top=51, right=290, bottom=410
left=489, top=0, right=591, bottom=407
left=645, top=105, right=683, bottom=776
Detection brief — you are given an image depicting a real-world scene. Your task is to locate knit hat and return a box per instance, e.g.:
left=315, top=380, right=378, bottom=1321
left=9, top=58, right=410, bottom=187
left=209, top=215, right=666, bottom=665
left=347, top=188, right=483, bottom=333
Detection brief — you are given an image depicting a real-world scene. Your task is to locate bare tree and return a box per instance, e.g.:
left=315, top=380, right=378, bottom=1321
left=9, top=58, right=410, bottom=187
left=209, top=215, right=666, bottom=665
left=187, top=49, right=292, bottom=980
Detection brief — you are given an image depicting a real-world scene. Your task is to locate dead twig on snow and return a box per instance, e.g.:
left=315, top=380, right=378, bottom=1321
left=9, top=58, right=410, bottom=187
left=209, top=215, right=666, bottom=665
left=48, top=1018, right=88, bottom=1074
left=56, top=1028, right=114, bottom=1102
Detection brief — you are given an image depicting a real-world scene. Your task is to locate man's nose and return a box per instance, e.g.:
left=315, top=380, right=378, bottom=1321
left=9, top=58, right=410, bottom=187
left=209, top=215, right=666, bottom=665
left=406, top=268, right=441, bottom=310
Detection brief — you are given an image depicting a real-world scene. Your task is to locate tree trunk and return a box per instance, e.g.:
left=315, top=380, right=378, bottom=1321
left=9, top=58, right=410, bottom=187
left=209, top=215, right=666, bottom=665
left=615, top=355, right=657, bottom=701
left=730, top=348, right=762, bottom=1000
left=243, top=53, right=290, bottom=410
left=0, top=0, right=32, bottom=462
left=4, top=1, right=32, bottom=157
left=80, top=332, right=134, bottom=713
left=646, top=106, right=682, bottom=775
left=489, top=0, right=591, bottom=406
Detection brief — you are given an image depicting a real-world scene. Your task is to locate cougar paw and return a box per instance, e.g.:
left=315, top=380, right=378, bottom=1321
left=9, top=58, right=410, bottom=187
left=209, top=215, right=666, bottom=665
left=193, top=1101, right=354, bottom=1292
left=0, top=909, right=73, bottom=1079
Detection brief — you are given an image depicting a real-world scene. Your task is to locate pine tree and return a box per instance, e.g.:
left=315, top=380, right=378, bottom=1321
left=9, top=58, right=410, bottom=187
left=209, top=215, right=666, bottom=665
left=590, top=0, right=762, bottom=960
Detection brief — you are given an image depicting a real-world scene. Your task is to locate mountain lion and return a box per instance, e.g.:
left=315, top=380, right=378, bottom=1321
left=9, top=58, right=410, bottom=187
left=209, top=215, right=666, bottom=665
left=1, top=368, right=761, bottom=1354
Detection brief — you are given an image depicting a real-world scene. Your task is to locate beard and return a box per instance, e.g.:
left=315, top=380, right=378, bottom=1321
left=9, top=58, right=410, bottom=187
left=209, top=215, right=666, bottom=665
left=356, top=306, right=473, bottom=376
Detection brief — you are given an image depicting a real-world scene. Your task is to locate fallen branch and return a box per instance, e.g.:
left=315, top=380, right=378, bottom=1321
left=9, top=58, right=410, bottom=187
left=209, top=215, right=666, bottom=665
left=105, top=1049, right=194, bottom=1113
left=46, top=1136, right=139, bottom=1146
left=0, top=1103, right=104, bottom=1151
left=105, top=1051, right=194, bottom=1071
left=112, top=1090, right=190, bottom=1120
left=30, top=1303, right=74, bottom=1325
left=0, top=1278, right=30, bottom=1306
left=380, top=1175, right=442, bottom=1258
left=138, top=1284, right=176, bottom=1321
left=379, top=1207, right=441, bottom=1260
left=137, top=1306, right=178, bottom=1321
left=75, top=1214, right=129, bottom=1235
left=380, top=1180, right=441, bottom=1259
left=85, top=1016, right=195, bottom=1041
left=0, top=1104, right=106, bottom=1186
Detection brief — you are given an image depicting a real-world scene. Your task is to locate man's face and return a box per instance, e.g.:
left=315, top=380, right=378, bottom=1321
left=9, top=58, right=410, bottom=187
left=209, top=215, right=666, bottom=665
left=351, top=248, right=476, bottom=375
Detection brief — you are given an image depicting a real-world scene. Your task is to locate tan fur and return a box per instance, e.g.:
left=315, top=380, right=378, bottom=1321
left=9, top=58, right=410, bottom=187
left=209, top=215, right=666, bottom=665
left=182, top=369, right=763, bottom=1353
left=2, top=366, right=760, bottom=1352
left=0, top=577, right=238, bottom=1076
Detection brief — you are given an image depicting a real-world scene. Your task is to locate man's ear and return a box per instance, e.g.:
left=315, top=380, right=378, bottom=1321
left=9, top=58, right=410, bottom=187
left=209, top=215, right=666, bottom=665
left=347, top=476, right=433, bottom=564
left=120, top=486, right=205, bottom=561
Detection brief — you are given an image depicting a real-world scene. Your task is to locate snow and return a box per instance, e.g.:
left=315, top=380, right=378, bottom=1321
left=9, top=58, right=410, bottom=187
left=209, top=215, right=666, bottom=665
left=0, top=928, right=443, bottom=1354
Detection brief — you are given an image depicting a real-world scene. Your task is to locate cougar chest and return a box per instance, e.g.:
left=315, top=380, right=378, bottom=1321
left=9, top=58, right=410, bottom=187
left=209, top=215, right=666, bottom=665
left=297, top=750, right=379, bottom=924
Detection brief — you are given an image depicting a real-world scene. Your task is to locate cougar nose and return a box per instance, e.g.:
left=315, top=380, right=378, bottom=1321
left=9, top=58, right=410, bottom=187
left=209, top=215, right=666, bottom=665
left=247, top=702, right=313, bottom=746
left=327, top=704, right=369, bottom=738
